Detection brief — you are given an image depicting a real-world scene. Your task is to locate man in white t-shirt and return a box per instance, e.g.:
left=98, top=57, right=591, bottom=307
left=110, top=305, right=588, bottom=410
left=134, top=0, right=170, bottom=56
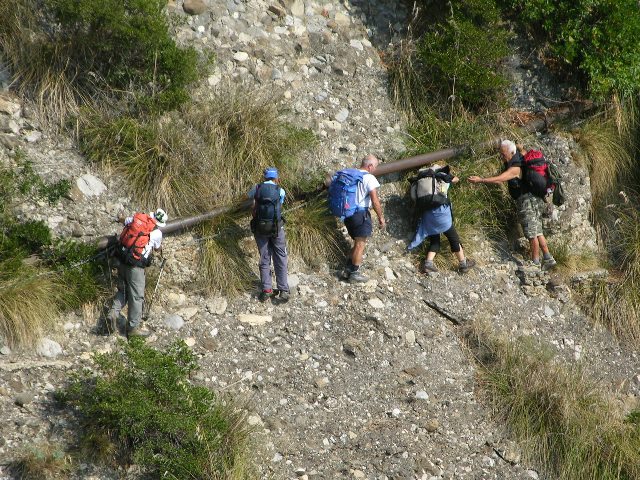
left=103, top=208, right=167, bottom=339
left=343, top=154, right=386, bottom=282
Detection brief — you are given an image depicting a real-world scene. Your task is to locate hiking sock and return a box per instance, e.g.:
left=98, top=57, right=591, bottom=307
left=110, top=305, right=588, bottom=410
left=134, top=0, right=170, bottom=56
left=543, top=253, right=553, bottom=261
left=532, top=258, right=540, bottom=265
left=424, top=261, right=435, bottom=269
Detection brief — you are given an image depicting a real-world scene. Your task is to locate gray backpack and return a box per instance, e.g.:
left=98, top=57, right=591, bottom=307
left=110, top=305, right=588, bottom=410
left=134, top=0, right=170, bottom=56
left=410, top=165, right=451, bottom=212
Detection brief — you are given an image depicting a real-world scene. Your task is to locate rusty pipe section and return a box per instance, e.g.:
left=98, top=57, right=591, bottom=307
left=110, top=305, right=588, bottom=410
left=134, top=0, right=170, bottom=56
left=92, top=102, right=593, bottom=250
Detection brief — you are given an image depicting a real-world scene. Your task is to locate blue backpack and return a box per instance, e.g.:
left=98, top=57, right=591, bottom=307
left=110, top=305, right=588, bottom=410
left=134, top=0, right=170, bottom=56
left=328, top=169, right=365, bottom=220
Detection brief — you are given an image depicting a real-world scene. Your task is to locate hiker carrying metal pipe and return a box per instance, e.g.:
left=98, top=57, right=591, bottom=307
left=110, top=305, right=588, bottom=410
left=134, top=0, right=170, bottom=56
left=249, top=167, right=290, bottom=303
left=469, top=140, right=556, bottom=270
left=100, top=208, right=168, bottom=338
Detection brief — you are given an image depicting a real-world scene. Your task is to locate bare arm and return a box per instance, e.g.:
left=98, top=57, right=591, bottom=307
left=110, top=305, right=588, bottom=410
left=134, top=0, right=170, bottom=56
left=369, top=188, right=386, bottom=229
left=468, top=166, right=521, bottom=184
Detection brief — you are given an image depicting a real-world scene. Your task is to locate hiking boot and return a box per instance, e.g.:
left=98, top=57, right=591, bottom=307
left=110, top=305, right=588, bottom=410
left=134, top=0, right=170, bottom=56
left=459, top=258, right=476, bottom=274
left=278, top=290, right=290, bottom=302
left=421, top=262, right=438, bottom=274
left=127, top=326, right=151, bottom=339
left=340, top=269, right=351, bottom=281
left=542, top=257, right=557, bottom=271
left=258, top=290, right=274, bottom=302
left=349, top=271, right=369, bottom=283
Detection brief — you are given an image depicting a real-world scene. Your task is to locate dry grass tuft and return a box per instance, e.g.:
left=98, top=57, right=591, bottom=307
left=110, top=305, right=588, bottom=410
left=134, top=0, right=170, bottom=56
left=284, top=197, right=344, bottom=268
left=465, top=321, right=640, bottom=479
left=12, top=443, right=72, bottom=480
left=0, top=260, right=65, bottom=346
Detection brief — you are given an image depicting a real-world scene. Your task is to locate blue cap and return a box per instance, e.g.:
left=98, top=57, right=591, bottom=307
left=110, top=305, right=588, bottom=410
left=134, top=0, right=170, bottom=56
left=264, top=167, right=278, bottom=179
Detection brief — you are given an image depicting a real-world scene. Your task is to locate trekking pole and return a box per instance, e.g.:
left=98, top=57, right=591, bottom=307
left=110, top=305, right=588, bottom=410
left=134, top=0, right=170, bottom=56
left=143, top=257, right=166, bottom=321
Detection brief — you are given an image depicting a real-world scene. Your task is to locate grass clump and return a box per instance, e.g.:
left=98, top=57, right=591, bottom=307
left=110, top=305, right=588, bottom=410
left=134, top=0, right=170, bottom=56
left=466, top=322, right=640, bottom=479
left=284, top=197, right=344, bottom=268
left=0, top=0, right=199, bottom=124
left=59, top=338, right=254, bottom=479
left=11, top=443, right=72, bottom=480
left=198, top=215, right=256, bottom=295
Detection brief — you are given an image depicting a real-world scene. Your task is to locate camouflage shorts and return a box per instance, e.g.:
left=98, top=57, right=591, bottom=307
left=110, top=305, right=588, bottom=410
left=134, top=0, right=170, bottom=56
left=517, top=193, right=544, bottom=239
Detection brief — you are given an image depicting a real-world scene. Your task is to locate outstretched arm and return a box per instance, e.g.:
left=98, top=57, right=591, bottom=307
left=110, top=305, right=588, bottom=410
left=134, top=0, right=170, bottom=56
left=469, top=166, right=521, bottom=184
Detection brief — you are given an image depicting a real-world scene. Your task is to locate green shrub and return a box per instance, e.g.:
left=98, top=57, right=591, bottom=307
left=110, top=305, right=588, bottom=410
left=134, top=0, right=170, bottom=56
left=414, top=0, right=510, bottom=109
left=467, top=322, right=640, bottom=479
left=0, top=0, right=199, bottom=124
left=499, top=0, right=640, bottom=98
left=60, top=338, right=254, bottom=478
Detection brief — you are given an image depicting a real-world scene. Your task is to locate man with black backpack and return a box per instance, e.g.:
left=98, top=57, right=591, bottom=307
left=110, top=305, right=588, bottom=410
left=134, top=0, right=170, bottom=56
left=249, top=167, right=290, bottom=302
left=103, top=208, right=167, bottom=338
left=469, top=140, right=556, bottom=270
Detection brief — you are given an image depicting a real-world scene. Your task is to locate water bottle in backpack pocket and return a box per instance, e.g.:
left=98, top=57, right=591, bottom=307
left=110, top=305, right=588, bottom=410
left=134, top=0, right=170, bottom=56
left=251, top=182, right=282, bottom=236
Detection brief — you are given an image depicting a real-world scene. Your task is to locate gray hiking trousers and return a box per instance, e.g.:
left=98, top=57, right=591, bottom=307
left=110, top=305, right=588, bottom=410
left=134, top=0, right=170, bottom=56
left=255, top=226, right=289, bottom=292
left=108, top=260, right=145, bottom=329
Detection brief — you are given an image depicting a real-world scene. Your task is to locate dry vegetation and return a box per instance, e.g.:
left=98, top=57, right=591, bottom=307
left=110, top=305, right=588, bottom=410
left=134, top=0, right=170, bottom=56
left=466, top=321, right=640, bottom=479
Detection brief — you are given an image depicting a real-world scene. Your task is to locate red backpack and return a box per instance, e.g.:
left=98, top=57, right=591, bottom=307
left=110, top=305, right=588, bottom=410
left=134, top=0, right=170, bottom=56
left=117, top=212, right=157, bottom=266
left=522, top=149, right=550, bottom=198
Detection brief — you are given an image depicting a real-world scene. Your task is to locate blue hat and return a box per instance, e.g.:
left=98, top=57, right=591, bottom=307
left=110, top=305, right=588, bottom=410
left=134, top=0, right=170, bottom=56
left=264, top=167, right=278, bottom=179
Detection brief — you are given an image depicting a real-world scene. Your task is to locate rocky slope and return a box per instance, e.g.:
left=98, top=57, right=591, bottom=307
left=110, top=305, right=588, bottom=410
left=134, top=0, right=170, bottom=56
left=0, top=1, right=638, bottom=479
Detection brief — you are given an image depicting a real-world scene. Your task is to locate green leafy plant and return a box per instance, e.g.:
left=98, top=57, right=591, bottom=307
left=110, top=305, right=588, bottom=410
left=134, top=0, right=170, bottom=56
left=499, top=0, right=640, bottom=98
left=60, top=338, right=254, bottom=479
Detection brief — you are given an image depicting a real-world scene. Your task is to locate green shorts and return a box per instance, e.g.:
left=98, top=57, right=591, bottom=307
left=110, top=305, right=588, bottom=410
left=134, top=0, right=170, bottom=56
left=517, top=193, right=544, bottom=239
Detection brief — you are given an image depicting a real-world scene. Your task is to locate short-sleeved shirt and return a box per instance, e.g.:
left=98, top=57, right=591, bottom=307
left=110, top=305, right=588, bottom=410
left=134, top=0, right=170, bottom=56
left=506, top=152, right=526, bottom=200
left=248, top=181, right=286, bottom=204
left=355, top=171, right=380, bottom=208
left=124, top=216, right=162, bottom=260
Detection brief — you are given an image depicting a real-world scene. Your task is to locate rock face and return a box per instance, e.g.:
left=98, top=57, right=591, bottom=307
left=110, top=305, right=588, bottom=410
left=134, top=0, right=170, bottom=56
left=75, top=173, right=107, bottom=198
left=0, top=1, right=622, bottom=479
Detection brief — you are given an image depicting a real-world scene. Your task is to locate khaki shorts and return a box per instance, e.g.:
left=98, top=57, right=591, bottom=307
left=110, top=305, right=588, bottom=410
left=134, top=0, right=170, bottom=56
left=517, top=193, right=544, bottom=239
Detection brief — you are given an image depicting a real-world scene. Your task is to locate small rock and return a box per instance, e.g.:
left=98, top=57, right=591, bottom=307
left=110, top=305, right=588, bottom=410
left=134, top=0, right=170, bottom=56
left=24, top=131, right=42, bottom=143
left=288, top=274, right=300, bottom=290
left=349, top=39, right=364, bottom=51
left=177, top=307, right=198, bottom=320
left=238, top=314, right=272, bottom=326
left=314, top=377, right=330, bottom=388
left=0, top=345, right=10, bottom=355
left=206, top=297, right=227, bottom=315
left=36, top=338, right=62, bottom=358
left=184, top=337, right=196, bottom=347
left=384, top=266, right=396, bottom=281
left=544, top=305, right=554, bottom=317
left=247, top=414, right=263, bottom=426
left=334, top=12, right=350, bottom=27
left=290, top=0, right=304, bottom=16
left=391, top=408, right=401, bottom=417
left=167, top=291, right=186, bottom=308
left=164, top=314, right=185, bottom=330
left=0, top=95, right=21, bottom=116
left=482, top=456, right=495, bottom=468
left=76, top=174, right=107, bottom=198
left=334, top=108, right=349, bottom=123
left=367, top=298, right=385, bottom=309
left=233, top=51, right=250, bottom=62
left=405, top=330, right=416, bottom=345
left=525, top=470, right=539, bottom=479
left=183, top=0, right=207, bottom=15
left=352, top=470, right=365, bottom=479
left=271, top=453, right=283, bottom=462
left=14, top=392, right=34, bottom=407
left=424, top=418, right=439, bottom=432
left=415, top=390, right=429, bottom=401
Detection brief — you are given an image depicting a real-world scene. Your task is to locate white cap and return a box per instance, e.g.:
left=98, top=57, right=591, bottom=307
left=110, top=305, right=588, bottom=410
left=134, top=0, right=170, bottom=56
left=152, top=208, right=168, bottom=227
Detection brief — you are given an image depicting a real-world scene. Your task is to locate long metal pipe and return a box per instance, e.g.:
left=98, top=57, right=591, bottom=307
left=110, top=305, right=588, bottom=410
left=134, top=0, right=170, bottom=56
left=93, top=102, right=593, bottom=250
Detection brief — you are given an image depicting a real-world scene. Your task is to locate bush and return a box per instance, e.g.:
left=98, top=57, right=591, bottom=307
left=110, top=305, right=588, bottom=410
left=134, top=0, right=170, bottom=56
left=0, top=0, right=199, bottom=124
left=412, top=0, right=510, bottom=109
left=467, top=322, right=640, bottom=479
left=60, top=338, right=254, bottom=478
left=11, top=443, right=71, bottom=480
left=499, top=0, right=640, bottom=98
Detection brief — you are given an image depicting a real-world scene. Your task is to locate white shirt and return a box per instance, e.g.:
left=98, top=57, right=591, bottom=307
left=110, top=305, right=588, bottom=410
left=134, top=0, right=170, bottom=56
left=124, top=216, right=163, bottom=260
left=355, top=171, right=380, bottom=209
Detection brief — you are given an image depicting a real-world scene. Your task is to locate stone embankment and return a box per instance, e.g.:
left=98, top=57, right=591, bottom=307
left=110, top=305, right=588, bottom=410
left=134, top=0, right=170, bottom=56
left=0, top=1, right=637, bottom=479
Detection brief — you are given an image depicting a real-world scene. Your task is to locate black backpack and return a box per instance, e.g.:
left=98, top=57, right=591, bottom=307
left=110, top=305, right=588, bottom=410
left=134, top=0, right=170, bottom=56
left=251, top=183, right=282, bottom=236
left=409, top=165, right=452, bottom=213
